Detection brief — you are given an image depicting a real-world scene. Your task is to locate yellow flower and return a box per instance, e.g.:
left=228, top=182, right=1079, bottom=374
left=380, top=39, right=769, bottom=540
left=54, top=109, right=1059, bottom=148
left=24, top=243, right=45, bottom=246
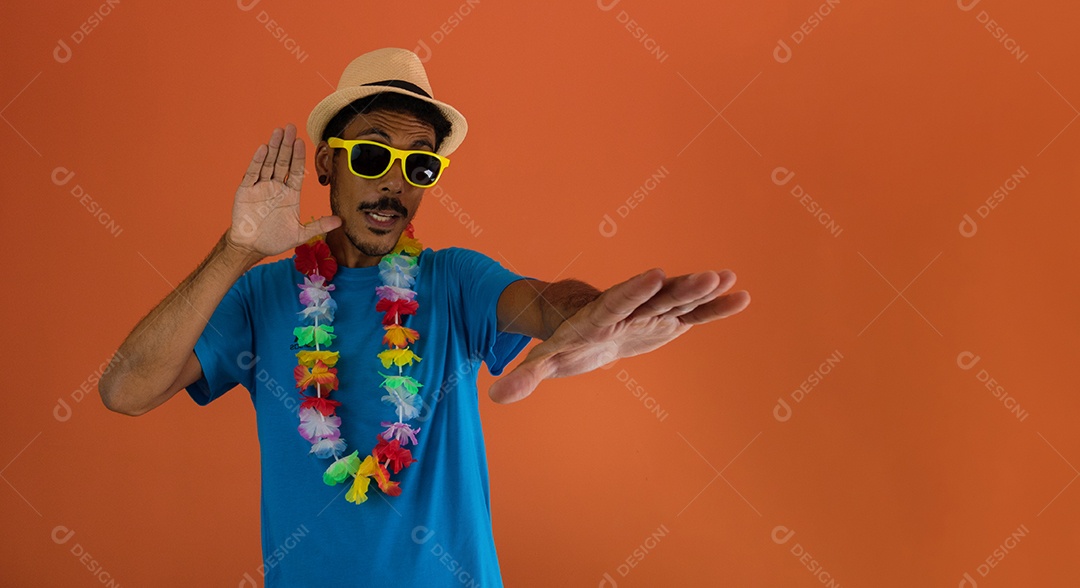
left=296, top=350, right=340, bottom=368
left=378, top=348, right=422, bottom=369
left=392, top=235, right=422, bottom=256
left=345, top=455, right=381, bottom=504
left=345, top=474, right=371, bottom=504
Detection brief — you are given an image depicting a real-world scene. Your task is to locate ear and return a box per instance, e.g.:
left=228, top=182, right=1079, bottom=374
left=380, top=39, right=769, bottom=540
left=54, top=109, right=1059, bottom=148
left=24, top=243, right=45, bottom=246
left=314, top=141, right=334, bottom=179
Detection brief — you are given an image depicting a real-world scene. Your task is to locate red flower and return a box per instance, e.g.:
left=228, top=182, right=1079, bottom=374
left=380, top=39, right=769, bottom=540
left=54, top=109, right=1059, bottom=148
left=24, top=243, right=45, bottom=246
left=294, top=238, right=338, bottom=281
left=374, top=436, right=417, bottom=474
left=375, top=298, right=419, bottom=325
left=299, top=395, right=341, bottom=417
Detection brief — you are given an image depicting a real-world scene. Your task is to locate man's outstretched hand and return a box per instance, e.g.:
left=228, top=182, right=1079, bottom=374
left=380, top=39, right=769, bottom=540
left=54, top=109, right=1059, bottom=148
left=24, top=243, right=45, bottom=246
left=487, top=268, right=750, bottom=404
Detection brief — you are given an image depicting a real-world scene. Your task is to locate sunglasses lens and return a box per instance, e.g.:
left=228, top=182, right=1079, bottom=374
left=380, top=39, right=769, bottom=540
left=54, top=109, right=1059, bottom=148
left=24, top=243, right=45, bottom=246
left=350, top=143, right=392, bottom=176
left=405, top=153, right=443, bottom=186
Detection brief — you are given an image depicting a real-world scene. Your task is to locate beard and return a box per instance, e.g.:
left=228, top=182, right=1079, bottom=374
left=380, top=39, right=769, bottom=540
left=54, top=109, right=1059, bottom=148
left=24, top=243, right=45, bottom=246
left=329, top=185, right=407, bottom=258
left=344, top=225, right=395, bottom=258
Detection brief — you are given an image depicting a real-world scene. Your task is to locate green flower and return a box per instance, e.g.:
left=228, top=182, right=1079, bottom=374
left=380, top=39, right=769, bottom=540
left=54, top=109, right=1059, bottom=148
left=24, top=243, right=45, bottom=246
left=323, top=450, right=360, bottom=486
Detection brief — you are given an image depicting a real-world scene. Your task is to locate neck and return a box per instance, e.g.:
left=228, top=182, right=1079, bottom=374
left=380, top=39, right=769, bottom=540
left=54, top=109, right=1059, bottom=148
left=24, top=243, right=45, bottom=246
left=325, top=227, right=384, bottom=268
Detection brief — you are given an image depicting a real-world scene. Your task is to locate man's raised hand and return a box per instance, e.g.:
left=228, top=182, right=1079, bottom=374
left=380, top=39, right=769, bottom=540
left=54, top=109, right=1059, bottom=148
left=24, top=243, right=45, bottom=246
left=225, top=123, right=341, bottom=260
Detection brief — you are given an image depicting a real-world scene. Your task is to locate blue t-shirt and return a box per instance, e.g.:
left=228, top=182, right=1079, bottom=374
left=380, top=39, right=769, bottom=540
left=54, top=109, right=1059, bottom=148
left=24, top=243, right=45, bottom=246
left=186, top=246, right=532, bottom=587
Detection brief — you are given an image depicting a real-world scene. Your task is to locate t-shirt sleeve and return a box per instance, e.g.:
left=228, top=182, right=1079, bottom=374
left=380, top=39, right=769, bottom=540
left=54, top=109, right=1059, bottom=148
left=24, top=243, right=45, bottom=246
left=447, top=247, right=534, bottom=376
left=185, top=270, right=256, bottom=406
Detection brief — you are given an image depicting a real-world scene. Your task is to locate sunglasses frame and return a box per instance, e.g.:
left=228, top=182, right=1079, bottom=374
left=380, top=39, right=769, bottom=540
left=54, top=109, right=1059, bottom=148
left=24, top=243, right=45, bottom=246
left=327, top=137, right=450, bottom=189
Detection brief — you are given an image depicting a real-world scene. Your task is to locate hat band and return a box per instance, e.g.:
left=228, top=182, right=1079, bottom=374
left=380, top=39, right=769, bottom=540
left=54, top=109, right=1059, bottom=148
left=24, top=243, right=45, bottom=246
left=360, top=79, right=432, bottom=99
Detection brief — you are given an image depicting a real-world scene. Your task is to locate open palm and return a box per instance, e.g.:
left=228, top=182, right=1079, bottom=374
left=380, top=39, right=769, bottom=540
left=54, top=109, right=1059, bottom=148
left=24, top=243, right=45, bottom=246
left=226, top=123, right=341, bottom=258
left=488, top=268, right=751, bottom=404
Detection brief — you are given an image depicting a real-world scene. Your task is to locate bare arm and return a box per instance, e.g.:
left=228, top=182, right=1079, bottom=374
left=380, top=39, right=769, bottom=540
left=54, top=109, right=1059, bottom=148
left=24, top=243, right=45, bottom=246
left=497, top=278, right=601, bottom=341
left=99, top=123, right=341, bottom=416
left=489, top=269, right=750, bottom=404
left=98, top=233, right=263, bottom=415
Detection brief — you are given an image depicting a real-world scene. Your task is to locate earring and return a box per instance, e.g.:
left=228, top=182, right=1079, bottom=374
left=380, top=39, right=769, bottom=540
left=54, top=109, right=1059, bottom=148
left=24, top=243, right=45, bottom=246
left=318, top=175, right=328, bottom=185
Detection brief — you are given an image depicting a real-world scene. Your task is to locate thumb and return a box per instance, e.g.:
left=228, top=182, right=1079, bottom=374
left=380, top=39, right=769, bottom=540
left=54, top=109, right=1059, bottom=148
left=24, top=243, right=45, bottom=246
left=488, top=357, right=554, bottom=405
left=298, top=215, right=342, bottom=243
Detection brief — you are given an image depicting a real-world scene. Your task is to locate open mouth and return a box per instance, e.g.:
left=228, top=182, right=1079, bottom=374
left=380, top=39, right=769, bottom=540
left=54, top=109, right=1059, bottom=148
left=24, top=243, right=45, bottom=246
left=363, top=210, right=400, bottom=228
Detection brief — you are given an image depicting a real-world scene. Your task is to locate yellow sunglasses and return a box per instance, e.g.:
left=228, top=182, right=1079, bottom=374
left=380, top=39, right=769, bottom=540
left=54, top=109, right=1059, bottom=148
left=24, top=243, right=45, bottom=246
left=327, top=137, right=450, bottom=188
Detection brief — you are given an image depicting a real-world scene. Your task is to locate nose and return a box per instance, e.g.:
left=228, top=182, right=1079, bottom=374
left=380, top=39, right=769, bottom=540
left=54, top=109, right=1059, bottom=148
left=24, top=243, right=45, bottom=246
left=377, top=156, right=406, bottom=194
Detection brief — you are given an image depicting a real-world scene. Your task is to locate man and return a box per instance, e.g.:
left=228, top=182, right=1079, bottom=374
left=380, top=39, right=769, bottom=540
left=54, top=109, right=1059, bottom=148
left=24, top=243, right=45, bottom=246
left=99, top=48, right=750, bottom=586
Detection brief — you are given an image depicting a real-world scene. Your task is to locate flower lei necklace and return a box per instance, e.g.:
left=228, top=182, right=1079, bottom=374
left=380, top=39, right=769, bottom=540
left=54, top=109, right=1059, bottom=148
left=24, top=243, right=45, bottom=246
left=292, top=222, right=424, bottom=505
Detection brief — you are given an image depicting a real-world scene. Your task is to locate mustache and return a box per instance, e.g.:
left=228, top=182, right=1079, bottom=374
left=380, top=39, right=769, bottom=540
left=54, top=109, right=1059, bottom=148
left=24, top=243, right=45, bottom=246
left=359, top=197, right=408, bottom=217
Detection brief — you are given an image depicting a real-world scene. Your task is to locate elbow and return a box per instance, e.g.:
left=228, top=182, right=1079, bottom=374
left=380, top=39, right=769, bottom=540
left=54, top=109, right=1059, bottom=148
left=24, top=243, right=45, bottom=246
left=98, top=374, right=151, bottom=417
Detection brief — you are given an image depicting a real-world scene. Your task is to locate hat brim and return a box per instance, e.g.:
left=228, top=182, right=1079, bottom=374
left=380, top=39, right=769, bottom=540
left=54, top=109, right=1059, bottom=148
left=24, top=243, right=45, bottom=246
left=307, top=87, right=467, bottom=157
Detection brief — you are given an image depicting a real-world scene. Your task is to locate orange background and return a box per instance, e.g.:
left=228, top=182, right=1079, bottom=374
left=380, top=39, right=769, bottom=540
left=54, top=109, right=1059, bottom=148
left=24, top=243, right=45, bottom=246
left=3, top=0, right=1080, bottom=586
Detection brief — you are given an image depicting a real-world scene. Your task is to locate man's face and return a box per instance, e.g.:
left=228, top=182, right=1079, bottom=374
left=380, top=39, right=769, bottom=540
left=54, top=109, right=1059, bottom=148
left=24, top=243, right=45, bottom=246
left=316, top=108, right=437, bottom=260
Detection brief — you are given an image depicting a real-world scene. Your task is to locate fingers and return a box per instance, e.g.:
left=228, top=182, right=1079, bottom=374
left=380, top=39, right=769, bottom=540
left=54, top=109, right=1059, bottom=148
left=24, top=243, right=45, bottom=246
left=259, top=127, right=283, bottom=182
left=275, top=124, right=297, bottom=182
left=657, top=271, right=738, bottom=319
left=678, top=290, right=751, bottom=325
left=240, top=144, right=267, bottom=188
left=285, top=137, right=306, bottom=191
left=589, top=269, right=666, bottom=328
left=250, top=124, right=304, bottom=189
left=627, top=271, right=731, bottom=321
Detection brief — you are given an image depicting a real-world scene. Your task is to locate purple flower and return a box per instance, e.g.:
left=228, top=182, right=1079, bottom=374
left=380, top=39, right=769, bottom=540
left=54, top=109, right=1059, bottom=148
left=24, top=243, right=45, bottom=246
left=375, top=285, right=416, bottom=302
left=298, top=275, right=335, bottom=306
left=380, top=421, right=421, bottom=446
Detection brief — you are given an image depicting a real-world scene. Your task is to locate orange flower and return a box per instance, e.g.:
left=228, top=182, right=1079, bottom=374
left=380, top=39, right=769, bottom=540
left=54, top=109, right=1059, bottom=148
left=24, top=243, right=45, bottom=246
left=294, top=359, right=339, bottom=392
left=382, top=325, right=420, bottom=348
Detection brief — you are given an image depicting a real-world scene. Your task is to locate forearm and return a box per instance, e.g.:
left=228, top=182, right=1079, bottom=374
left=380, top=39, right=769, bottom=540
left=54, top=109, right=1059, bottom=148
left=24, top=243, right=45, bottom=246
left=99, top=230, right=263, bottom=413
left=536, top=279, right=601, bottom=340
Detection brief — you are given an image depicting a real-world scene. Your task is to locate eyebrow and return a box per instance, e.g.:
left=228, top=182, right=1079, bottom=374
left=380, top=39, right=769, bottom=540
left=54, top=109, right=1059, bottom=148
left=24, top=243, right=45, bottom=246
left=353, top=127, right=434, bottom=150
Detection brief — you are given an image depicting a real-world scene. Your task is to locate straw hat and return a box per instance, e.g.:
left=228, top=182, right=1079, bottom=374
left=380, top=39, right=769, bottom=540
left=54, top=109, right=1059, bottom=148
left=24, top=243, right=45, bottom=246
left=306, top=47, right=468, bottom=156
